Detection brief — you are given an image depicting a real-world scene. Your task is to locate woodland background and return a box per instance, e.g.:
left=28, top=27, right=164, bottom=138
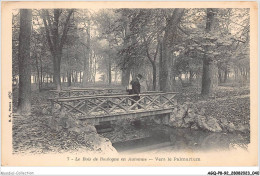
left=12, top=8, right=250, bottom=154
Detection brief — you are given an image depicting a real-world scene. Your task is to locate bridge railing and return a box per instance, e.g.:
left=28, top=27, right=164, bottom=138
left=49, top=88, right=126, bottom=98
left=50, top=88, right=162, bottom=98
left=49, top=92, right=178, bottom=119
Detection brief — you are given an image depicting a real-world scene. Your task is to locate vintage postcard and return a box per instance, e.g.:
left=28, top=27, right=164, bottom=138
left=1, top=1, right=258, bottom=168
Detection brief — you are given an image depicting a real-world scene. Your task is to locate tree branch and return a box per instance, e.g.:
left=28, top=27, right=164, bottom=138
left=53, top=9, right=60, bottom=51
left=143, top=36, right=153, bottom=64
left=41, top=10, right=54, bottom=55
left=45, top=10, right=54, bottom=38
left=60, top=9, right=74, bottom=50
left=177, top=26, right=201, bottom=46
left=153, top=40, right=159, bottom=62
left=231, top=38, right=246, bottom=44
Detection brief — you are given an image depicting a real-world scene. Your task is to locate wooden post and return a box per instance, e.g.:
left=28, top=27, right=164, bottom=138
left=51, top=100, right=54, bottom=114
left=80, top=71, right=82, bottom=83
left=160, top=94, right=163, bottom=108
left=143, top=95, right=146, bottom=108
left=85, top=99, right=88, bottom=114
left=126, top=97, right=129, bottom=112
left=60, top=103, right=64, bottom=114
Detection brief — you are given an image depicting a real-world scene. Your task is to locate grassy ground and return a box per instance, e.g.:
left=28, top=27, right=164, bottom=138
left=175, top=85, right=250, bottom=128
left=13, top=114, right=90, bottom=154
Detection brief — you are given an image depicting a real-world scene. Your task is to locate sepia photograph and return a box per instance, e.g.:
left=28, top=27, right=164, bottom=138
left=1, top=1, right=258, bottom=171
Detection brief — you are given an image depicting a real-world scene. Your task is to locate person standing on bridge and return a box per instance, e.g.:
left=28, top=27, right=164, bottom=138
left=128, top=74, right=143, bottom=109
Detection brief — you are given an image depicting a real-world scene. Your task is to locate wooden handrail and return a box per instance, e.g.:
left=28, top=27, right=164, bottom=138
left=71, top=87, right=124, bottom=90
left=47, top=91, right=169, bottom=100
left=52, top=92, right=178, bottom=102
left=50, top=88, right=125, bottom=92
left=50, top=89, right=162, bottom=93
left=47, top=92, right=126, bottom=100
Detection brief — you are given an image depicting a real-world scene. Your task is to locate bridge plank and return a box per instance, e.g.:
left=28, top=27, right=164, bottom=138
left=79, top=108, right=174, bottom=125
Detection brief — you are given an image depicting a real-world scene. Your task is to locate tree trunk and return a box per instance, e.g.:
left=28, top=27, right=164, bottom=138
left=35, top=55, right=41, bottom=91
left=17, top=9, right=32, bottom=114
left=82, top=50, right=90, bottom=86
left=160, top=36, right=169, bottom=92
left=108, top=59, right=112, bottom=85
left=75, top=71, right=78, bottom=83
left=72, top=70, right=75, bottom=83
left=201, top=59, right=218, bottom=96
left=144, top=38, right=158, bottom=91
left=67, top=71, right=71, bottom=87
left=33, top=75, right=36, bottom=84
left=246, top=68, right=249, bottom=81
left=91, top=54, right=96, bottom=83
left=210, top=61, right=218, bottom=92
left=178, top=74, right=183, bottom=85
left=121, top=67, right=131, bottom=87
left=224, top=68, right=228, bottom=83
left=159, top=41, right=164, bottom=91
left=185, top=72, right=188, bottom=81
left=82, top=20, right=90, bottom=86
left=189, top=70, right=194, bottom=84
left=72, top=71, right=75, bottom=83
left=131, top=69, right=137, bottom=81
left=201, top=8, right=215, bottom=96
left=114, top=70, right=118, bottom=83
left=79, top=71, right=82, bottom=83
left=159, top=9, right=184, bottom=92
left=152, top=62, right=156, bottom=91
left=201, top=59, right=211, bottom=95
left=74, top=71, right=77, bottom=83
left=47, top=74, right=49, bottom=84
left=53, top=53, right=62, bottom=90
left=40, top=57, right=43, bottom=89
left=42, top=9, right=73, bottom=90
left=218, top=68, right=223, bottom=83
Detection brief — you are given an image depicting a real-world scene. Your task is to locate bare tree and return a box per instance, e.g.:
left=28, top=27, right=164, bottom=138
left=159, top=9, right=184, bottom=92
left=17, top=9, right=32, bottom=114
left=201, top=8, right=216, bottom=95
left=41, top=9, right=74, bottom=90
left=82, top=19, right=91, bottom=86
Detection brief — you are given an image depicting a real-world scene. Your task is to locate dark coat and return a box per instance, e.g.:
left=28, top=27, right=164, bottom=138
left=130, top=78, right=141, bottom=94
left=126, top=78, right=141, bottom=108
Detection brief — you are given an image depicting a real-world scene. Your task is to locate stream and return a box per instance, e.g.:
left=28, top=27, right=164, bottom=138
left=103, top=122, right=250, bottom=154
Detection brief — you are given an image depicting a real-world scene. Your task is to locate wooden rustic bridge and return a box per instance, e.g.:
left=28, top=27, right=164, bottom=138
left=49, top=91, right=178, bottom=125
